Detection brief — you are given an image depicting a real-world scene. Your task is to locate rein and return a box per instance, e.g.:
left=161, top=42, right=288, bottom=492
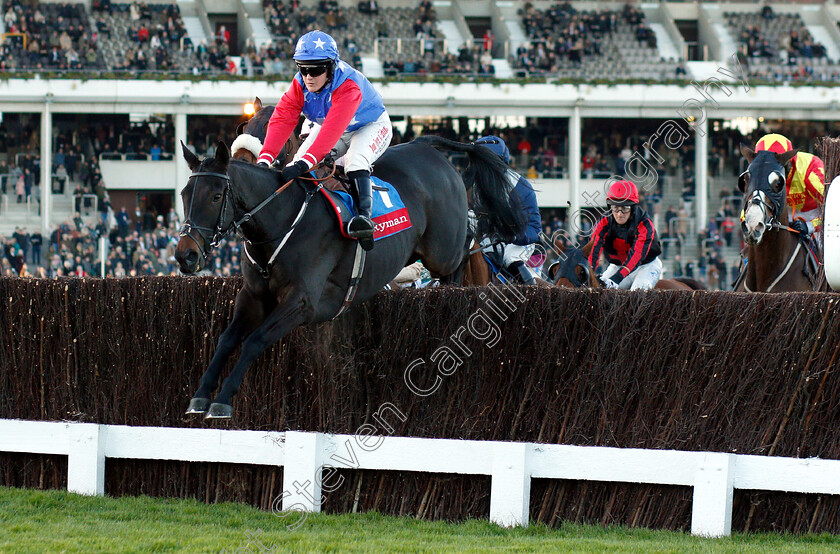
left=239, top=164, right=337, bottom=278
left=181, top=163, right=337, bottom=277
left=241, top=180, right=324, bottom=278
left=743, top=241, right=802, bottom=293
left=741, top=190, right=809, bottom=292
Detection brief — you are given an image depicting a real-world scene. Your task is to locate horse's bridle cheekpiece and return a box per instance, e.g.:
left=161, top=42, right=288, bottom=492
left=740, top=165, right=786, bottom=235
left=181, top=165, right=326, bottom=277
left=179, top=171, right=233, bottom=265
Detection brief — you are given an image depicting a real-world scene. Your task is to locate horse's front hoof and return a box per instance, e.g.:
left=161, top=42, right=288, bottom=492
left=205, top=403, right=233, bottom=419
left=186, top=397, right=210, bottom=415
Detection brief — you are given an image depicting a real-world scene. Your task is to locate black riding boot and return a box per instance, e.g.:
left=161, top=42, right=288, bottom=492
left=509, top=260, right=536, bottom=285
left=347, top=170, right=374, bottom=251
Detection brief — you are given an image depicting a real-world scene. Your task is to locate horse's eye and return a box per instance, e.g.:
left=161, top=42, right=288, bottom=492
left=768, top=173, right=779, bottom=185
left=213, top=193, right=222, bottom=202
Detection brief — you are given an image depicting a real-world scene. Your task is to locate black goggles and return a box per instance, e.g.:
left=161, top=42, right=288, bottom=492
left=297, top=64, right=329, bottom=77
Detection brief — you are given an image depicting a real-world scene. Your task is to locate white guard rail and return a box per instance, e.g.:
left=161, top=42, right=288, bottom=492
left=3, top=419, right=840, bottom=537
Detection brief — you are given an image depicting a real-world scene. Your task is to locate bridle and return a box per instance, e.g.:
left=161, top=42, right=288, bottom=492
left=179, top=163, right=336, bottom=271
left=739, top=166, right=788, bottom=237
left=739, top=164, right=809, bottom=291
left=742, top=187, right=779, bottom=231
left=179, top=171, right=233, bottom=265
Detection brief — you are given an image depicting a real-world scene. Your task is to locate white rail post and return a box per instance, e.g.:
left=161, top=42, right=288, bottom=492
left=691, top=452, right=735, bottom=537
left=282, top=431, right=324, bottom=512
left=490, top=442, right=531, bottom=527
left=67, top=423, right=106, bottom=496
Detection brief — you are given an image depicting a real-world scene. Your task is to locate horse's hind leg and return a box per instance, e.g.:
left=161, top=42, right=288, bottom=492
left=431, top=234, right=472, bottom=286
left=187, top=287, right=273, bottom=414
left=206, top=291, right=312, bottom=419
left=438, top=262, right=466, bottom=285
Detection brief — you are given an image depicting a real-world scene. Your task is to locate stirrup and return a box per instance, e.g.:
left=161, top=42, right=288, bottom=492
left=347, top=216, right=374, bottom=251
left=347, top=215, right=373, bottom=236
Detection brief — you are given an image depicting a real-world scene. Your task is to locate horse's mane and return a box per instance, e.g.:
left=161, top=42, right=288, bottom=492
left=414, top=135, right=525, bottom=244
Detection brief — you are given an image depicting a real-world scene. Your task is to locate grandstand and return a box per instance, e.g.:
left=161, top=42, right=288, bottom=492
left=0, top=1, right=839, bottom=287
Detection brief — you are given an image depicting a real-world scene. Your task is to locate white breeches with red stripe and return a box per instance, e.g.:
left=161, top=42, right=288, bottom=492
left=294, top=112, right=392, bottom=173
left=602, top=257, right=663, bottom=290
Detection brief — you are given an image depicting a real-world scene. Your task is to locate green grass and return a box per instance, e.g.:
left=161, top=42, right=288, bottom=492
left=1, top=487, right=839, bottom=553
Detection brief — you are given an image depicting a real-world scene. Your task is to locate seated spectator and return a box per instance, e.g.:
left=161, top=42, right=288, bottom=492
left=358, top=0, right=378, bottom=15
left=762, top=5, right=774, bottom=20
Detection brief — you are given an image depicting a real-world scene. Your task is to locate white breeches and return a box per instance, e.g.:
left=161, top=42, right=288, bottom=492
left=481, top=239, right=537, bottom=275
left=602, top=257, right=663, bottom=290
left=295, top=111, right=392, bottom=173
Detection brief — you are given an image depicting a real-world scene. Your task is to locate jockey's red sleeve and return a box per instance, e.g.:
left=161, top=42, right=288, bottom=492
left=587, top=217, right=608, bottom=269
left=619, top=217, right=655, bottom=278
left=257, top=80, right=305, bottom=165
left=302, top=80, right=363, bottom=167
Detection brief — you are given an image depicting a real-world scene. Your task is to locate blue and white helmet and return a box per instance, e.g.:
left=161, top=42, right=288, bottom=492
left=475, top=135, right=511, bottom=164
left=294, top=30, right=339, bottom=63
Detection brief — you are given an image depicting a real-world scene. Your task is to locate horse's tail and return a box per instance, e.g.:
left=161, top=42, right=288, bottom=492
left=414, top=135, right=525, bottom=243
left=672, top=277, right=707, bottom=290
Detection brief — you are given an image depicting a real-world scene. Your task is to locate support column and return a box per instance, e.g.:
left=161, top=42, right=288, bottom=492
left=691, top=452, right=735, bottom=537
left=490, top=442, right=531, bottom=527
left=174, top=112, right=188, bottom=221
left=281, top=431, right=324, bottom=513
left=40, top=102, right=52, bottom=234
left=695, top=117, right=709, bottom=236
left=67, top=423, right=106, bottom=496
left=568, top=107, right=582, bottom=234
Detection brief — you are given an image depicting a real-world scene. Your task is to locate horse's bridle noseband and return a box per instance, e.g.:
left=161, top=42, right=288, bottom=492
left=179, top=171, right=234, bottom=264
left=178, top=165, right=329, bottom=274
left=740, top=168, right=786, bottom=235
left=744, top=189, right=776, bottom=227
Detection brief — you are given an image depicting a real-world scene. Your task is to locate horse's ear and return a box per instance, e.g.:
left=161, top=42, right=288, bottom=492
left=777, top=148, right=798, bottom=168
left=740, top=144, right=756, bottom=163
left=588, top=265, right=600, bottom=287
left=547, top=262, right=559, bottom=281
left=575, top=264, right=588, bottom=287
left=215, top=141, right=230, bottom=167
left=737, top=170, right=749, bottom=193
left=552, top=236, right=567, bottom=254
left=581, top=238, right=595, bottom=259
left=254, top=97, right=262, bottom=112
left=181, top=140, right=200, bottom=171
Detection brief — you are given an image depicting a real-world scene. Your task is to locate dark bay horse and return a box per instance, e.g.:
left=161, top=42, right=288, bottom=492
left=232, top=103, right=529, bottom=288
left=175, top=137, right=523, bottom=418
left=548, top=239, right=706, bottom=290
left=736, top=145, right=826, bottom=292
